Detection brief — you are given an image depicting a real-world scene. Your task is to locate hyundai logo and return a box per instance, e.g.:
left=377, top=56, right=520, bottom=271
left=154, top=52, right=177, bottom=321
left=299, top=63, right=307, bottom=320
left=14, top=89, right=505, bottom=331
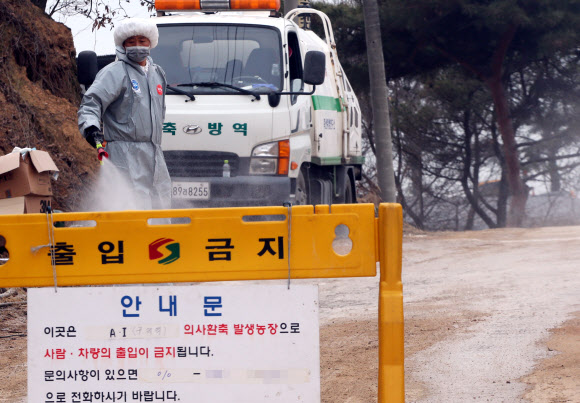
left=183, top=125, right=202, bottom=134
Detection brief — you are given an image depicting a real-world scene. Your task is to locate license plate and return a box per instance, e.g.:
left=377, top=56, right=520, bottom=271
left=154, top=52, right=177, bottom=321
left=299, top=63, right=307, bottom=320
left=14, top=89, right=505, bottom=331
left=171, top=182, right=210, bottom=200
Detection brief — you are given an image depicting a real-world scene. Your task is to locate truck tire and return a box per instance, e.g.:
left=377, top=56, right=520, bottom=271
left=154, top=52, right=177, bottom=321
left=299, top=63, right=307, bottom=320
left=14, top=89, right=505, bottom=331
left=344, top=176, right=353, bottom=204
left=332, top=168, right=355, bottom=204
left=295, top=170, right=308, bottom=205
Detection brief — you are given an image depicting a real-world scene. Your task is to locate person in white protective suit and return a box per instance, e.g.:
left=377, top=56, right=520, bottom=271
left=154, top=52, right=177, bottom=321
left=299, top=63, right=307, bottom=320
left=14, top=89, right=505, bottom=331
left=78, top=18, right=171, bottom=210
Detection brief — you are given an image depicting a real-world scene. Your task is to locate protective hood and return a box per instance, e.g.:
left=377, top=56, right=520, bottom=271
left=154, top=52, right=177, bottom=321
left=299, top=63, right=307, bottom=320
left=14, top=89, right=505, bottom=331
left=114, top=18, right=159, bottom=49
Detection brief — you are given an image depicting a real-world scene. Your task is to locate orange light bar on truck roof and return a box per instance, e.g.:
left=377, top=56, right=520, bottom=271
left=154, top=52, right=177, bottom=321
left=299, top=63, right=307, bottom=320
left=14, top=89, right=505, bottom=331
left=230, top=0, right=280, bottom=10
left=156, top=0, right=200, bottom=9
left=155, top=0, right=280, bottom=11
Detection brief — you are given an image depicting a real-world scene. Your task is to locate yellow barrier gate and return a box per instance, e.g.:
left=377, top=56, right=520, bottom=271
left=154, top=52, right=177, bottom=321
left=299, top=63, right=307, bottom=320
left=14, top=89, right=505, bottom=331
left=0, top=202, right=404, bottom=402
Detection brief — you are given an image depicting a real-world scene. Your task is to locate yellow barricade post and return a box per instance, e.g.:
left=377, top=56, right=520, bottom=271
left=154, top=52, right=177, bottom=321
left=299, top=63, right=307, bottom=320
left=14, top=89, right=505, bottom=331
left=378, top=203, right=405, bottom=402
left=0, top=202, right=404, bottom=402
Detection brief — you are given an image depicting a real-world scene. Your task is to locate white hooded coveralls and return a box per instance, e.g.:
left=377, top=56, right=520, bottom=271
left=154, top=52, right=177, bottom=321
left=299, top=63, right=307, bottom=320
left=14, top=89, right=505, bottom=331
left=78, top=46, right=171, bottom=210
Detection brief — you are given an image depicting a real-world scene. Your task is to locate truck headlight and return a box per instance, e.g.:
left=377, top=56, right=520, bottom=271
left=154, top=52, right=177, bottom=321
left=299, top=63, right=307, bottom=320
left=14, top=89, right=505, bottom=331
left=250, top=140, right=289, bottom=175
left=250, top=158, right=278, bottom=174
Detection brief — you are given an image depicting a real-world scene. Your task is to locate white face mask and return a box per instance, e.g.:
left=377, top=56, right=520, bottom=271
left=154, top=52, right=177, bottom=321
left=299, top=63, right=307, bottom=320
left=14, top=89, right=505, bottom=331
left=125, top=46, right=150, bottom=63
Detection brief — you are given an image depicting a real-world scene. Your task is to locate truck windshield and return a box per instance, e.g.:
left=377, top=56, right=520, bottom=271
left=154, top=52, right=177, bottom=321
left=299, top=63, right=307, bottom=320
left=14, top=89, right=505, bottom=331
left=153, top=24, right=282, bottom=94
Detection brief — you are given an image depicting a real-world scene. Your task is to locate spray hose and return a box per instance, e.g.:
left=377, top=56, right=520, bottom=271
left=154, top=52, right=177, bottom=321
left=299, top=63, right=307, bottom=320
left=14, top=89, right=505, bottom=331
left=96, top=142, right=109, bottom=165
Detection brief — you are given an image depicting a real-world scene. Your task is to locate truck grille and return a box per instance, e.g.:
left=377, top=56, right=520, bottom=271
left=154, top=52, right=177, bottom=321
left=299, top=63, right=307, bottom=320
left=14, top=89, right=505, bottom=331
left=164, top=151, right=239, bottom=178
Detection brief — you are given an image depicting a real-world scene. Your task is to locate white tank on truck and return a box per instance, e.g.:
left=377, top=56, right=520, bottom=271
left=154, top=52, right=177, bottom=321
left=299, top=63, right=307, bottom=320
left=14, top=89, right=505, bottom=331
left=78, top=0, right=364, bottom=208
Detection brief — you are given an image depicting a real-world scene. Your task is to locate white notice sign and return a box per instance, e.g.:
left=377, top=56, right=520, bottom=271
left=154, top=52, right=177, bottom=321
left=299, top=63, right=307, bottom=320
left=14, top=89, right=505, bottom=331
left=28, top=285, right=320, bottom=402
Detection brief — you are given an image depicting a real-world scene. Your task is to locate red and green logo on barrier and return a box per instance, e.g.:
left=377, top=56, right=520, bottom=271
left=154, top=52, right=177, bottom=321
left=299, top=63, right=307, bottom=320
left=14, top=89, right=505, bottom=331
left=149, top=238, right=180, bottom=265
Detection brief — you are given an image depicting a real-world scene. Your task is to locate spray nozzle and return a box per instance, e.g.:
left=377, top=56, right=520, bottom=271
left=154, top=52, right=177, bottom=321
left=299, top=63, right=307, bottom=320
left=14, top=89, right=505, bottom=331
left=96, top=142, right=109, bottom=165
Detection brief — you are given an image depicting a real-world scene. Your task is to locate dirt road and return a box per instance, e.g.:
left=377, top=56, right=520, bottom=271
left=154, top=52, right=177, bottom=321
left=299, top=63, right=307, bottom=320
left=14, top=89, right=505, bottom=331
left=317, top=225, right=580, bottom=402
left=1, top=226, right=579, bottom=402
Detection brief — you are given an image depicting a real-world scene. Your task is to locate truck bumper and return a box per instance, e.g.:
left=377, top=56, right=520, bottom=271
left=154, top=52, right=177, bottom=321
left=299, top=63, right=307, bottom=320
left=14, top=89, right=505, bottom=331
left=170, top=176, right=293, bottom=208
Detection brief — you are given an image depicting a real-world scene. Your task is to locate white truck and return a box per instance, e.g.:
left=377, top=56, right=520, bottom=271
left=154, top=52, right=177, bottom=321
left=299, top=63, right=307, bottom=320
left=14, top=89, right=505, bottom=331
left=79, top=1, right=364, bottom=208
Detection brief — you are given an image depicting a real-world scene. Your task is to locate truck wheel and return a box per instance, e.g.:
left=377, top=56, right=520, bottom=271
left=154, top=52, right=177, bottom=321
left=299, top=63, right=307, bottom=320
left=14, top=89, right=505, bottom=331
left=344, top=176, right=353, bottom=204
left=295, top=171, right=308, bottom=205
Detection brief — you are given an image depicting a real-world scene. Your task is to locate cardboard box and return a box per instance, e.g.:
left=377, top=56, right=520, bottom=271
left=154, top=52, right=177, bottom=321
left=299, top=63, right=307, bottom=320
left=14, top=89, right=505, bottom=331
left=0, top=196, right=52, bottom=215
left=0, top=150, right=59, bottom=199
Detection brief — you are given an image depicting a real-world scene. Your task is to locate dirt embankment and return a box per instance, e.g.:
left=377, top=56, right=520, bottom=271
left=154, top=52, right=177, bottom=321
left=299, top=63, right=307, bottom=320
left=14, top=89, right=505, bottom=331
left=0, top=0, right=97, bottom=211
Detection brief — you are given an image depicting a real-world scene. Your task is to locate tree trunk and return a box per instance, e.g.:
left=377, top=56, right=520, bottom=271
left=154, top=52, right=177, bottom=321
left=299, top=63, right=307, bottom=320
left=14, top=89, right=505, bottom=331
left=407, top=133, right=424, bottom=223
left=485, top=24, right=527, bottom=227
left=490, top=117, right=508, bottom=227
left=412, top=155, right=424, bottom=222
left=362, top=0, right=397, bottom=203
left=461, top=117, right=497, bottom=228
left=497, top=171, right=509, bottom=227
left=465, top=207, right=475, bottom=230
left=548, top=146, right=561, bottom=192
left=487, top=76, right=527, bottom=226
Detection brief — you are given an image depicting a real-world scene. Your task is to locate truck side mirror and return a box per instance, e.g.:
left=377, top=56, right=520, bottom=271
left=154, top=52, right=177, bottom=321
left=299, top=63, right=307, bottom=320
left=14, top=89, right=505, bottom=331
left=303, top=51, right=326, bottom=86
left=77, top=51, right=98, bottom=88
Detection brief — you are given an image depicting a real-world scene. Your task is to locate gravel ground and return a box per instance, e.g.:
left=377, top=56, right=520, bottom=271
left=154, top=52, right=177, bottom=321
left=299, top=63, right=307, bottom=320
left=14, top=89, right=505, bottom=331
left=401, top=227, right=579, bottom=402
left=314, top=225, right=580, bottom=402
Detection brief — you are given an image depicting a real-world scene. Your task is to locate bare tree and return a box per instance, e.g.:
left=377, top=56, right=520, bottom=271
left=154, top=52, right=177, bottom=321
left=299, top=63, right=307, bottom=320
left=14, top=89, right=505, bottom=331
left=39, top=0, right=155, bottom=29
